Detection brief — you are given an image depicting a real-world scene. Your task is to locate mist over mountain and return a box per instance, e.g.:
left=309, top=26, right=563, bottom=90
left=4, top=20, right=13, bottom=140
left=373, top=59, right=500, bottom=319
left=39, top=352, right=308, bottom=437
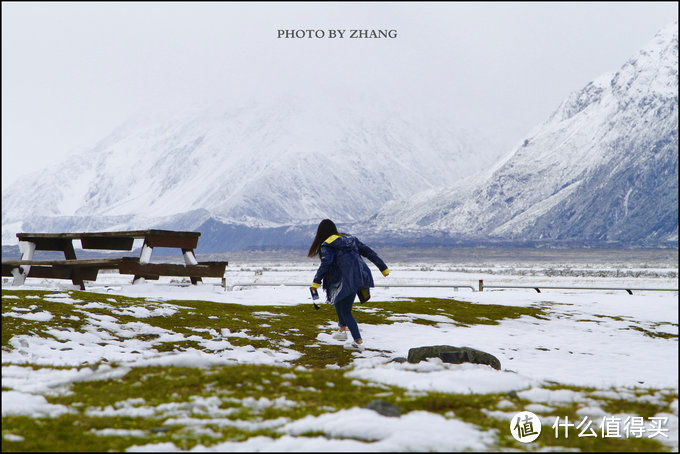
left=363, top=22, right=678, bottom=248
left=3, top=23, right=676, bottom=252
left=1, top=94, right=502, bottom=246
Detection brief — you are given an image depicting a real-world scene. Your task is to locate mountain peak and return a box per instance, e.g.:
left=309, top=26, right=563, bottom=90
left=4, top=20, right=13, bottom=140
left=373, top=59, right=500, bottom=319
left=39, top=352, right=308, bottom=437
left=368, top=23, right=678, bottom=246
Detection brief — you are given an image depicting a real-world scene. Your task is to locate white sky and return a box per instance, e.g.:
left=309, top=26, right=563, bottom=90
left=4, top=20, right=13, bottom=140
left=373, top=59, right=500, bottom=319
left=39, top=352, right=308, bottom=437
left=2, top=2, right=677, bottom=188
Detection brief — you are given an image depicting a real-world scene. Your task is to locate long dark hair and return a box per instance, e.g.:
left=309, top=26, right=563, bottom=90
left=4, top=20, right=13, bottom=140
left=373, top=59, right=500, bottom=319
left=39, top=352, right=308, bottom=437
left=307, top=219, right=339, bottom=258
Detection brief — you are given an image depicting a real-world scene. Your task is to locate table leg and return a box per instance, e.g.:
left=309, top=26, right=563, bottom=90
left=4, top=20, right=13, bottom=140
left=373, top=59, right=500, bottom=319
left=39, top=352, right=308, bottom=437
left=139, top=243, right=153, bottom=264
left=133, top=241, right=154, bottom=284
left=183, top=248, right=202, bottom=285
left=12, top=241, right=36, bottom=286
left=63, top=241, right=85, bottom=290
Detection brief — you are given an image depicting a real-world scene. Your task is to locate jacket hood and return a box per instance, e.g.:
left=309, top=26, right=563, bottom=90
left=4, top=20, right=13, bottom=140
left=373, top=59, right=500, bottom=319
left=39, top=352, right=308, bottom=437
left=324, top=233, right=356, bottom=250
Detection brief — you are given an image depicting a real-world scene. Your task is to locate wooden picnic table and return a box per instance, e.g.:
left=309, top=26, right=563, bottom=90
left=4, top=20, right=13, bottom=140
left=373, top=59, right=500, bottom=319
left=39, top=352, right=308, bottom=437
left=3, top=230, right=227, bottom=289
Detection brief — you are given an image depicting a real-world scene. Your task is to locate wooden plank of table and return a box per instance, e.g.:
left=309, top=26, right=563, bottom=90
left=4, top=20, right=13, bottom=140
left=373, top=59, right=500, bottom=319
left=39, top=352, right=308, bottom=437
left=2, top=258, right=125, bottom=267
left=80, top=237, right=135, bottom=250
left=118, top=260, right=227, bottom=278
left=17, top=230, right=201, bottom=251
left=16, top=237, right=74, bottom=252
left=16, top=232, right=137, bottom=240
left=17, top=230, right=201, bottom=240
left=1, top=264, right=99, bottom=285
left=48, top=266, right=99, bottom=282
left=2, top=263, right=19, bottom=277
left=143, top=233, right=200, bottom=249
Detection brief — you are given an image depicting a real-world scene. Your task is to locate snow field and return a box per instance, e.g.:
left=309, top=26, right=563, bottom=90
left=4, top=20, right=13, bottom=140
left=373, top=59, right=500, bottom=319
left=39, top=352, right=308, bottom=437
left=2, top=262, right=677, bottom=451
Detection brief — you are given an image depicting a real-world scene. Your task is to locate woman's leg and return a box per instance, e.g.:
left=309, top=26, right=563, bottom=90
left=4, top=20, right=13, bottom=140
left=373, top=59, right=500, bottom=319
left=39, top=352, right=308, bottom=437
left=334, top=294, right=361, bottom=342
left=334, top=303, right=347, bottom=331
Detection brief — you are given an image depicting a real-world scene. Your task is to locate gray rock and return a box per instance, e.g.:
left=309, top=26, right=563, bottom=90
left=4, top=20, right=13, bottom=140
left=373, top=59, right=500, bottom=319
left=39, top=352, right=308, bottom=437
left=389, top=357, right=408, bottom=363
left=407, top=345, right=501, bottom=370
left=364, top=400, right=402, bottom=417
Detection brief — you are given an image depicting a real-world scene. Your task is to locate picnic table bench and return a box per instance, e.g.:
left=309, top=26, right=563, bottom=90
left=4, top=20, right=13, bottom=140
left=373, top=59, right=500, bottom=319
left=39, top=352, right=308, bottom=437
left=2, top=230, right=227, bottom=290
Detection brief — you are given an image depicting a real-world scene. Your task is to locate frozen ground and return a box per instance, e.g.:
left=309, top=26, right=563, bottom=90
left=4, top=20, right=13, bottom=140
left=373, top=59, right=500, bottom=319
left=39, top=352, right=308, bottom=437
left=2, top=260, right=678, bottom=451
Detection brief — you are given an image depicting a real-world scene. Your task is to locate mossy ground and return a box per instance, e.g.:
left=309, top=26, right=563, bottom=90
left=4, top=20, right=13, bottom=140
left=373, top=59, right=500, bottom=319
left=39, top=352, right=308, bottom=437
left=2, top=289, right=676, bottom=452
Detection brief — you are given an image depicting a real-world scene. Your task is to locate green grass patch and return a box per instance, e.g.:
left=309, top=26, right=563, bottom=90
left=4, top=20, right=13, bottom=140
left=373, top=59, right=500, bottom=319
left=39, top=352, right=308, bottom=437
left=2, top=289, right=676, bottom=452
left=541, top=383, right=678, bottom=419
left=18, top=363, right=404, bottom=451
left=4, top=291, right=549, bottom=369
left=367, top=297, right=550, bottom=327
left=2, top=290, right=89, bottom=348
left=626, top=324, right=678, bottom=340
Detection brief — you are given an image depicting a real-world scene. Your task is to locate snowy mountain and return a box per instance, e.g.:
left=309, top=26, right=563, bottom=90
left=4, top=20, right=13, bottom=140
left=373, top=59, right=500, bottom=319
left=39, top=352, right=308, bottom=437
left=4, top=24, right=676, bottom=251
left=1, top=94, right=502, bottom=246
left=365, top=22, right=678, bottom=246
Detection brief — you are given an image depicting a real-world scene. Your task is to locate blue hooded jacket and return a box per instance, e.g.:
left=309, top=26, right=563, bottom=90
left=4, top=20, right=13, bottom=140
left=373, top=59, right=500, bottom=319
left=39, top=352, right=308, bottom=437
left=312, top=234, right=388, bottom=305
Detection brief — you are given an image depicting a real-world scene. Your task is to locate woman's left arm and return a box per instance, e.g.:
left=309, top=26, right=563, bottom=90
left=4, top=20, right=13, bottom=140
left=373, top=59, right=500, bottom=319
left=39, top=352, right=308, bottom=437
left=312, top=245, right=335, bottom=288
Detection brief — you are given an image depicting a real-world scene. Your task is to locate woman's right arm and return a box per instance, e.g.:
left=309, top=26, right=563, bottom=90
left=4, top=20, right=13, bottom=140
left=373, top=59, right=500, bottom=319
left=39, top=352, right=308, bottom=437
left=356, top=239, right=389, bottom=275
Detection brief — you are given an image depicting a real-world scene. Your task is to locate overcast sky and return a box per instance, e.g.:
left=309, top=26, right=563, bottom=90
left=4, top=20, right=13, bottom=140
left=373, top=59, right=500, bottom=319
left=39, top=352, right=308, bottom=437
left=2, top=2, right=677, bottom=188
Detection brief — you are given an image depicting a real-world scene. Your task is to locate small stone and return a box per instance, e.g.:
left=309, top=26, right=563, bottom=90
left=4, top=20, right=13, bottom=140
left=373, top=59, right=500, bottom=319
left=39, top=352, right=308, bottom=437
left=389, top=357, right=408, bottom=363
left=364, top=400, right=402, bottom=417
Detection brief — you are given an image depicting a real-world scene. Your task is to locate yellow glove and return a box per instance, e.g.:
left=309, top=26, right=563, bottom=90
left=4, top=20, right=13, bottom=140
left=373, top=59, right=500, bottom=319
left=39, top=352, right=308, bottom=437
left=382, top=268, right=390, bottom=277
left=311, top=282, right=321, bottom=289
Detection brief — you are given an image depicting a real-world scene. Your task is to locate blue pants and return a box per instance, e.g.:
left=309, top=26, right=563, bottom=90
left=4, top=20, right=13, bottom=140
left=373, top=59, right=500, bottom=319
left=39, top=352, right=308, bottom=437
left=335, top=293, right=361, bottom=341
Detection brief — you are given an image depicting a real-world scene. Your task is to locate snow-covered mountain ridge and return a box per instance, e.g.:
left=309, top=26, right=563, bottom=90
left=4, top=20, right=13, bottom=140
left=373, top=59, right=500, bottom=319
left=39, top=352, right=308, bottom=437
left=1, top=95, right=502, bottom=245
left=2, top=23, right=676, bottom=251
left=363, top=22, right=678, bottom=246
